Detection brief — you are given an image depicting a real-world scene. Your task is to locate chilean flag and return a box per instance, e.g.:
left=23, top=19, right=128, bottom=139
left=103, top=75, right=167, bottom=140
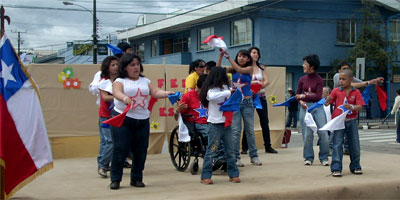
left=202, top=35, right=227, bottom=50
left=0, top=34, right=53, bottom=199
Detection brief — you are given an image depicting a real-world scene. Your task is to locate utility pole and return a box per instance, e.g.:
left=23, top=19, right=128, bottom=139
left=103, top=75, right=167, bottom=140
left=11, top=30, right=26, bottom=55
left=93, top=0, right=97, bottom=64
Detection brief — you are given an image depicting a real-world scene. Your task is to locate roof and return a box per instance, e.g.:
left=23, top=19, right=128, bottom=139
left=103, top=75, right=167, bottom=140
left=117, top=0, right=400, bottom=41
left=116, top=0, right=268, bottom=40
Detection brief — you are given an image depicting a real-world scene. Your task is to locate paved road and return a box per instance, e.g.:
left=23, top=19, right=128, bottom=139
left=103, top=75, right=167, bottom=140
left=289, top=128, right=400, bottom=155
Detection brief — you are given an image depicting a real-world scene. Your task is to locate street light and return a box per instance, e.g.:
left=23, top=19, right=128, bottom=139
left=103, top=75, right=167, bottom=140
left=63, top=1, right=97, bottom=64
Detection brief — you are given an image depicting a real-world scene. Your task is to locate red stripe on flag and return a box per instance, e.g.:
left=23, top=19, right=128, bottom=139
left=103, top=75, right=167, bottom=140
left=0, top=95, right=37, bottom=194
left=223, top=111, right=233, bottom=127
left=103, top=103, right=131, bottom=127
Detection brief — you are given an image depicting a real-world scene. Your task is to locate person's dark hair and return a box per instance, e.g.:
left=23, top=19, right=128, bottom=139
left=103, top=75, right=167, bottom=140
left=205, top=61, right=216, bottom=71
left=188, top=59, right=205, bottom=74
left=117, top=42, right=132, bottom=53
left=248, top=46, right=263, bottom=71
left=397, top=89, right=400, bottom=95
left=234, top=49, right=253, bottom=69
left=197, top=74, right=208, bottom=89
left=199, top=67, right=229, bottom=107
left=118, top=53, right=144, bottom=78
left=337, top=61, right=350, bottom=71
left=303, top=54, right=320, bottom=71
left=100, top=56, right=119, bottom=78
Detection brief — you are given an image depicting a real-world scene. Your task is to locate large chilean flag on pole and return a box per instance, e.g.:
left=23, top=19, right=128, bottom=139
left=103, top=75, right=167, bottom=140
left=0, top=34, right=53, bottom=199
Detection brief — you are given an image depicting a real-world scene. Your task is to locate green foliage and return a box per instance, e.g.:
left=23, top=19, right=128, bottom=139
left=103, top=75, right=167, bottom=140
left=346, top=0, right=397, bottom=80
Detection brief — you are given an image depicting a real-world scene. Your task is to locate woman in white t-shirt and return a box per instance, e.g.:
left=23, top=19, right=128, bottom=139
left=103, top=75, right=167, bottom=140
left=109, top=53, right=173, bottom=190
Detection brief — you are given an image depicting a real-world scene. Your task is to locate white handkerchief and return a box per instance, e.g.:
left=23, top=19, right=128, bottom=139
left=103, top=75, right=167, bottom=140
left=178, top=114, right=190, bottom=142
left=304, top=111, right=317, bottom=134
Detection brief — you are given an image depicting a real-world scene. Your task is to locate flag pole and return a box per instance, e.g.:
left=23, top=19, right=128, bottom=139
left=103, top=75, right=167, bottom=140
left=0, top=5, right=11, bottom=200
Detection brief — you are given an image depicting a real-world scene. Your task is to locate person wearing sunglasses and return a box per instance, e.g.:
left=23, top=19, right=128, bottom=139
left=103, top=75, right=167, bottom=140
left=185, top=59, right=206, bottom=93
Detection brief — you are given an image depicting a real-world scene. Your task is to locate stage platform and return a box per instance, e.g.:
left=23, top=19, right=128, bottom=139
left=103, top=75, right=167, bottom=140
left=12, top=147, right=400, bottom=199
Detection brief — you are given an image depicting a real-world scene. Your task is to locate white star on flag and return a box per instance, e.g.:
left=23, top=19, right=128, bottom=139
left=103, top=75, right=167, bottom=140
left=319, top=110, right=349, bottom=132
left=338, top=97, right=352, bottom=115
left=131, top=88, right=148, bottom=110
left=0, top=59, right=16, bottom=87
left=233, top=77, right=247, bottom=92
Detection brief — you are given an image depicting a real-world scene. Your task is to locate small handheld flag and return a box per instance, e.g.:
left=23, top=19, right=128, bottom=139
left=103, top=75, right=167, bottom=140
left=202, top=35, right=227, bottom=50
left=168, top=92, right=181, bottom=105
left=102, top=104, right=131, bottom=127
left=273, top=96, right=295, bottom=107
left=362, top=84, right=371, bottom=105
left=106, top=44, right=123, bottom=56
left=307, top=98, right=326, bottom=113
left=220, top=89, right=243, bottom=127
left=253, top=94, right=262, bottom=109
left=250, top=83, right=262, bottom=93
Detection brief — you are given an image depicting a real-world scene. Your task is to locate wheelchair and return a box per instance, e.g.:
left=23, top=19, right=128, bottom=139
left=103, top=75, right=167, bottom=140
left=169, top=116, right=207, bottom=175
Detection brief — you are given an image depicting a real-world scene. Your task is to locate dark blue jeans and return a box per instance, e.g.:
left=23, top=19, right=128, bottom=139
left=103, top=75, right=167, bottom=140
left=286, top=111, right=298, bottom=128
left=110, top=110, right=149, bottom=183
left=331, top=120, right=361, bottom=172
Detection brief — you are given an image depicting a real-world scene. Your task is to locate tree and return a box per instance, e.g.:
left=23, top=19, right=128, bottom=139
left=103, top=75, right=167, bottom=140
left=346, top=0, right=397, bottom=80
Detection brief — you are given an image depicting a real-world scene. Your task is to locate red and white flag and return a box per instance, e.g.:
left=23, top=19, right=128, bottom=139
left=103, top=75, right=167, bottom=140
left=0, top=34, right=53, bottom=199
left=202, top=35, right=227, bottom=50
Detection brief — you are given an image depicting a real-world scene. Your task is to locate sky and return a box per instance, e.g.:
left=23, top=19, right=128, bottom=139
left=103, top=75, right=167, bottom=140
left=2, top=0, right=221, bottom=52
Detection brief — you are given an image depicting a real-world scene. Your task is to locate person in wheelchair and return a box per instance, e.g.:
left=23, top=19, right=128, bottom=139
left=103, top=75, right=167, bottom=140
left=174, top=74, right=227, bottom=172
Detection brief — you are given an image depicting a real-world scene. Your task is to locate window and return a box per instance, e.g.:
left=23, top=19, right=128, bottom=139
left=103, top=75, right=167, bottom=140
left=198, top=27, right=214, bottom=51
left=173, top=37, right=190, bottom=53
left=231, top=18, right=252, bottom=46
left=337, top=20, right=356, bottom=44
left=133, top=43, right=145, bottom=61
left=390, top=19, right=400, bottom=42
left=162, top=37, right=190, bottom=55
left=151, top=39, right=158, bottom=57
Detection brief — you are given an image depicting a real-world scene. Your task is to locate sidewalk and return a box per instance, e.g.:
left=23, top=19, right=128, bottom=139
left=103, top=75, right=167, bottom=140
left=12, top=147, right=400, bottom=199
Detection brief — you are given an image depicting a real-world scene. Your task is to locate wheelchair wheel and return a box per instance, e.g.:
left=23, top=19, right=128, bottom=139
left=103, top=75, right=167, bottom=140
left=169, top=126, right=191, bottom=172
left=190, top=159, right=199, bottom=175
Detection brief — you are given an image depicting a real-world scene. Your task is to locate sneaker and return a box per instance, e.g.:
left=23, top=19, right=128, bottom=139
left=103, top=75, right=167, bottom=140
left=265, top=147, right=278, bottom=154
left=322, top=160, right=329, bottom=166
left=109, top=182, right=120, bottom=190
left=229, top=177, right=241, bottom=183
left=250, top=157, right=262, bottom=166
left=236, top=159, right=244, bottom=167
left=98, top=168, right=107, bottom=178
left=332, top=171, right=342, bottom=177
left=124, top=161, right=132, bottom=168
left=351, top=169, right=363, bottom=175
left=240, top=150, right=248, bottom=154
left=304, top=160, right=312, bottom=165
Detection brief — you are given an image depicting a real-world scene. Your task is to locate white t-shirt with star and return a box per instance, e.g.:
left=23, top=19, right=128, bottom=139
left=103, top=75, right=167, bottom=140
left=113, top=77, right=151, bottom=120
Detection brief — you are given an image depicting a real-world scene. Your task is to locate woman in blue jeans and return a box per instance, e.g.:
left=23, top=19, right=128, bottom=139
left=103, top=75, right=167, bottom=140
left=109, top=53, right=173, bottom=190
left=199, top=67, right=240, bottom=184
left=218, top=49, right=262, bottom=167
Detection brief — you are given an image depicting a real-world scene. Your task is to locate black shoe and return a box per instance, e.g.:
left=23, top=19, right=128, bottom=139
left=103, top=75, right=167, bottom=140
left=265, top=147, right=278, bottom=154
left=240, top=150, right=248, bottom=154
left=221, top=162, right=227, bottom=172
left=124, top=161, right=132, bottom=168
left=343, top=149, right=349, bottom=155
left=130, top=180, right=145, bottom=187
left=110, top=182, right=120, bottom=190
left=212, top=159, right=226, bottom=171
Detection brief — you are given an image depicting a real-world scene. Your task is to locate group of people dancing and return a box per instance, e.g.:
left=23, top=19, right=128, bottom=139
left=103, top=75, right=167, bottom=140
left=89, top=41, right=386, bottom=189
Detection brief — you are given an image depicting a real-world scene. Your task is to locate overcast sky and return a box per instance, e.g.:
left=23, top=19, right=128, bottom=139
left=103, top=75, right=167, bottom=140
left=2, top=0, right=221, bottom=52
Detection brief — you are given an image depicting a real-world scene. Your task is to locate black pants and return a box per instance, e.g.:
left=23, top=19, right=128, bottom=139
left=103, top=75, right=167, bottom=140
left=110, top=110, right=149, bottom=183
left=242, top=96, right=271, bottom=151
